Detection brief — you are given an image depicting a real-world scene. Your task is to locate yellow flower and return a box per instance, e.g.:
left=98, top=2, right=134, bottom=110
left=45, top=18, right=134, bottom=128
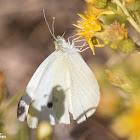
left=73, top=12, right=105, bottom=55
left=102, top=21, right=128, bottom=51
left=105, top=21, right=128, bottom=43
left=111, top=95, right=140, bottom=140
left=74, top=12, right=102, bottom=38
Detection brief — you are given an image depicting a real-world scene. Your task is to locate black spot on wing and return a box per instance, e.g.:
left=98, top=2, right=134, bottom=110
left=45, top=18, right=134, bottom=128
left=47, top=102, right=53, bottom=108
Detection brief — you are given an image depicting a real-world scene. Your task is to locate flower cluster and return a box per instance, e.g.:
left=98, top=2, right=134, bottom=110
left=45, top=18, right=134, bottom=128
left=74, top=0, right=140, bottom=55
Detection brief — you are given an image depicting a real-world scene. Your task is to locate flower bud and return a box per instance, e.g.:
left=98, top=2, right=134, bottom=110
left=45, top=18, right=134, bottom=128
left=118, top=38, right=135, bottom=54
left=92, top=0, right=108, bottom=9
left=37, top=122, right=52, bottom=140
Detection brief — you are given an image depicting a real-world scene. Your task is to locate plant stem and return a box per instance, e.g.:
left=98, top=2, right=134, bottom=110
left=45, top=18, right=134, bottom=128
left=113, top=0, right=140, bottom=34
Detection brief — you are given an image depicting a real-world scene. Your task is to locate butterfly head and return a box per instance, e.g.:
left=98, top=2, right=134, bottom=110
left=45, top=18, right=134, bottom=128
left=42, top=10, right=76, bottom=51
left=55, top=36, right=71, bottom=51
left=56, top=36, right=65, bottom=46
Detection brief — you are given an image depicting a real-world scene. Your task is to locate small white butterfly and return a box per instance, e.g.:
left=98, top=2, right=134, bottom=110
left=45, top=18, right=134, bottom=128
left=17, top=10, right=100, bottom=128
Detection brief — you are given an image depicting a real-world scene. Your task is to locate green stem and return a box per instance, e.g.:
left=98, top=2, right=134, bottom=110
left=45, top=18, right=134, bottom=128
left=113, top=0, right=140, bottom=34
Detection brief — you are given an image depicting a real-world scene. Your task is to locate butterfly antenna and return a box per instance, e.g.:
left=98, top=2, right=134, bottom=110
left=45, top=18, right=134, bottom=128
left=61, top=30, right=66, bottom=37
left=52, top=17, right=55, bottom=36
left=42, top=9, right=56, bottom=40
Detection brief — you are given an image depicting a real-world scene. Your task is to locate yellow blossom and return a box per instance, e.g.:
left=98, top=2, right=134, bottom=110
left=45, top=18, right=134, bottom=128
left=105, top=21, right=128, bottom=43
left=74, top=12, right=102, bottom=38
left=111, top=95, right=140, bottom=140
left=102, top=21, right=128, bottom=50
left=73, top=12, right=105, bottom=55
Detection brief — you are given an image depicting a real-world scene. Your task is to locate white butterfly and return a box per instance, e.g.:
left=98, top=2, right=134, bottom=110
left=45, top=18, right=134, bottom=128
left=17, top=10, right=100, bottom=128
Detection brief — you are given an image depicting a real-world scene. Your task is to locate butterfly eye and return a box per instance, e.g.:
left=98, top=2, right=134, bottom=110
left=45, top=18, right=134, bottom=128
left=57, top=39, right=63, bottom=46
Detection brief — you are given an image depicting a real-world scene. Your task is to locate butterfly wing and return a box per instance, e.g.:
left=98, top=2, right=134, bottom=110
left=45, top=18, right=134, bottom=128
left=68, top=52, right=100, bottom=123
left=17, top=51, right=61, bottom=127
left=52, top=51, right=100, bottom=124
left=17, top=49, right=100, bottom=128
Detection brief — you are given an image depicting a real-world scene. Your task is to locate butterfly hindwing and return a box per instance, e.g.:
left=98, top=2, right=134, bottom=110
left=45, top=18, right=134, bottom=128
left=68, top=52, right=100, bottom=123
